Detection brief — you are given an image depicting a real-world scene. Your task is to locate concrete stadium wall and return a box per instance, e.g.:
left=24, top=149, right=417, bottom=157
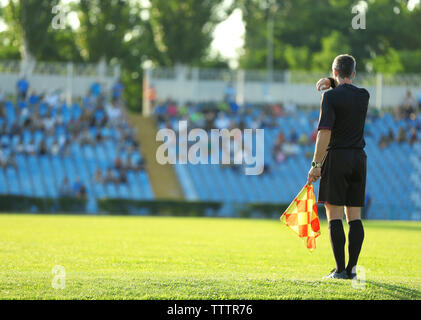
left=0, top=73, right=116, bottom=98
left=151, top=79, right=421, bottom=108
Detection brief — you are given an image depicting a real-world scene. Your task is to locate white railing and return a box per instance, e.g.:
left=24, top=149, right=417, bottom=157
left=0, top=59, right=121, bottom=104
left=143, top=66, right=421, bottom=115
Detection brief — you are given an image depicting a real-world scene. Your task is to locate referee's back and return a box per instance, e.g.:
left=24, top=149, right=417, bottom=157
left=318, top=83, right=369, bottom=150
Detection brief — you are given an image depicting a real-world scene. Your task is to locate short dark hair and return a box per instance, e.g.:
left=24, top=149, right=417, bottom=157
left=332, top=54, right=356, bottom=79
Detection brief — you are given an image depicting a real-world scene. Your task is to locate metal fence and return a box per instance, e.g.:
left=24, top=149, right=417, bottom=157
left=149, top=66, right=421, bottom=86
left=143, top=66, right=421, bottom=114
left=0, top=59, right=120, bottom=104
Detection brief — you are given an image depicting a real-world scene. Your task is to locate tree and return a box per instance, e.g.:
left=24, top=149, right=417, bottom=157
left=0, top=0, right=81, bottom=62
left=238, top=0, right=421, bottom=74
left=312, top=31, right=351, bottom=72
left=148, top=0, right=235, bottom=66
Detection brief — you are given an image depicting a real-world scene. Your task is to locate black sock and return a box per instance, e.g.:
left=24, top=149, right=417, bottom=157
left=328, top=219, right=346, bottom=273
left=346, top=219, right=365, bottom=275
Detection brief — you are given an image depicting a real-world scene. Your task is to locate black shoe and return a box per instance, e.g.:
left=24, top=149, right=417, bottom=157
left=347, top=272, right=357, bottom=280
left=323, top=268, right=349, bottom=279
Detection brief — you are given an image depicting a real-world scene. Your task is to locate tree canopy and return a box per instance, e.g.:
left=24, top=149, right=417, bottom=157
left=0, top=0, right=420, bottom=110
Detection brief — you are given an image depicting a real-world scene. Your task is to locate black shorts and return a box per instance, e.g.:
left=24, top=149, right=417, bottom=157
left=318, top=148, right=367, bottom=207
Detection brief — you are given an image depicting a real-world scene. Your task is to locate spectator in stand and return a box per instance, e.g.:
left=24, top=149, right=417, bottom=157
left=148, top=85, right=157, bottom=108
left=409, top=128, right=417, bottom=145
left=79, top=184, right=87, bottom=198
left=15, top=137, right=25, bottom=154
left=298, top=133, right=308, bottom=146
left=282, top=142, right=299, bottom=157
left=42, top=112, right=55, bottom=135
left=28, top=91, right=40, bottom=107
left=272, top=132, right=286, bottom=163
left=273, top=142, right=286, bottom=163
left=229, top=101, right=239, bottom=114
left=90, top=81, right=102, bottom=99
left=153, top=102, right=167, bottom=127
left=289, top=128, right=298, bottom=144
left=59, top=177, right=73, bottom=197
left=397, top=127, right=408, bottom=143
left=38, top=140, right=48, bottom=156
left=387, top=129, right=395, bottom=143
left=284, top=100, right=297, bottom=116
left=249, top=116, right=262, bottom=130
left=167, top=100, right=178, bottom=117
left=0, top=150, right=7, bottom=168
left=104, top=168, right=117, bottom=184
left=112, top=78, right=124, bottom=103
left=378, top=134, right=388, bottom=150
left=79, top=128, right=92, bottom=146
left=271, top=103, right=284, bottom=118
left=106, top=101, right=122, bottom=125
left=73, top=177, right=83, bottom=195
left=114, top=156, right=124, bottom=172
left=119, top=170, right=127, bottom=184
left=224, top=82, right=236, bottom=104
left=9, top=120, right=21, bottom=137
left=189, top=111, right=205, bottom=128
left=25, top=139, right=36, bottom=155
left=397, top=90, right=416, bottom=120
left=310, top=128, right=318, bottom=144
left=17, top=76, right=29, bottom=101
left=50, top=140, right=60, bottom=155
left=6, top=152, right=17, bottom=169
left=44, top=89, right=60, bottom=108
left=215, top=112, right=230, bottom=130
left=0, top=122, right=6, bottom=136
left=94, top=168, right=103, bottom=183
left=276, top=132, right=286, bottom=145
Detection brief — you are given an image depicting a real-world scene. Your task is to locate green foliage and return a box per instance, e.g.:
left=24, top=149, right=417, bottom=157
left=368, top=48, right=404, bottom=74
left=312, top=31, right=351, bottom=72
left=239, top=0, right=421, bottom=74
left=0, top=195, right=87, bottom=213
left=396, top=49, right=421, bottom=72
left=284, top=45, right=311, bottom=71
left=149, top=0, right=234, bottom=66
left=97, top=198, right=222, bottom=216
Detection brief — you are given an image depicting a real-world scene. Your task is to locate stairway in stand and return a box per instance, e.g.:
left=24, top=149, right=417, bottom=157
left=128, top=112, right=184, bottom=200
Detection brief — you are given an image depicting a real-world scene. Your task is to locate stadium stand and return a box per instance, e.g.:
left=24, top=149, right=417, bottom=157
left=0, top=79, right=154, bottom=213
left=153, top=98, right=421, bottom=221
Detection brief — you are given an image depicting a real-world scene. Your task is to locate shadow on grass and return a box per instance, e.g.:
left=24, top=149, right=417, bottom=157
left=366, top=280, right=420, bottom=300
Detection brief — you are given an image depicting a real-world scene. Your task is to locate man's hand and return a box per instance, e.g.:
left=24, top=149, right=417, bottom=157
left=316, top=78, right=331, bottom=91
left=308, top=167, right=321, bottom=183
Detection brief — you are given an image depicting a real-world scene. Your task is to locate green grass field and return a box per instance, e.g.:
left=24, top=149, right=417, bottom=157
left=0, top=214, right=420, bottom=300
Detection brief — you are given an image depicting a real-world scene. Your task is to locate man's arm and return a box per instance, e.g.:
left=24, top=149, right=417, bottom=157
left=313, top=130, right=331, bottom=163
left=308, top=129, right=331, bottom=183
left=316, top=77, right=338, bottom=91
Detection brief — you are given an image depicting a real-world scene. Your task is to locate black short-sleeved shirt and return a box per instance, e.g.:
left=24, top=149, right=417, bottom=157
left=318, top=83, right=369, bottom=150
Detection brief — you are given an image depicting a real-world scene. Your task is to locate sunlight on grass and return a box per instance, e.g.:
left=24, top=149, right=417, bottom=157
left=0, top=214, right=420, bottom=299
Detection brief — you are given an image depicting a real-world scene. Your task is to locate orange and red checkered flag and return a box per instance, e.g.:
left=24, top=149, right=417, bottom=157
left=280, top=183, right=321, bottom=250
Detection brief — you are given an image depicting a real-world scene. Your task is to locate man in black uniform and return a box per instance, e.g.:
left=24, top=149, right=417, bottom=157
left=307, top=54, right=369, bottom=279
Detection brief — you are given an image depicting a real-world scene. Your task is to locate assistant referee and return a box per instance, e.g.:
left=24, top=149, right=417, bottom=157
left=307, top=54, right=369, bottom=279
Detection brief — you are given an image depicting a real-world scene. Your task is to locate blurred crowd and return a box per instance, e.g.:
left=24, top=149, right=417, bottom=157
left=151, top=84, right=421, bottom=168
left=0, top=76, right=145, bottom=198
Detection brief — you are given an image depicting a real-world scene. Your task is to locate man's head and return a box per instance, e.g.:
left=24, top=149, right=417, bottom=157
left=332, top=54, right=356, bottom=80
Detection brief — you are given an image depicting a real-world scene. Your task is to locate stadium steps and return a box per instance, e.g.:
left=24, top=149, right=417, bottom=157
left=128, top=112, right=184, bottom=200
